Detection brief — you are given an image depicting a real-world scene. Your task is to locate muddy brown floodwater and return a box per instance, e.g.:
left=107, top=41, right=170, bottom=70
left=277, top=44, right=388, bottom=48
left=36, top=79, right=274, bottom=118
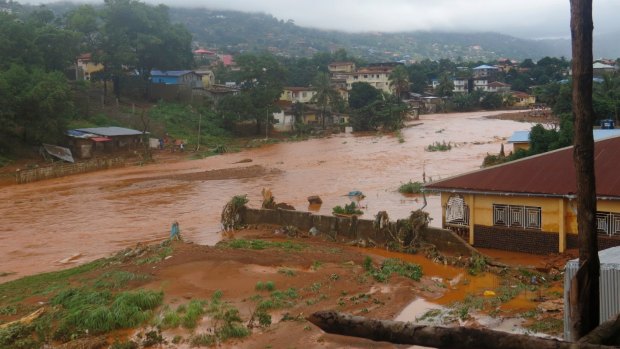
left=0, top=110, right=532, bottom=281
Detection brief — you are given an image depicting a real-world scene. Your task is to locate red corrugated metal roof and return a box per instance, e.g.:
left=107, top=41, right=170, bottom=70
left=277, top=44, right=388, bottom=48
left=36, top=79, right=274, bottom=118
left=424, top=136, right=620, bottom=199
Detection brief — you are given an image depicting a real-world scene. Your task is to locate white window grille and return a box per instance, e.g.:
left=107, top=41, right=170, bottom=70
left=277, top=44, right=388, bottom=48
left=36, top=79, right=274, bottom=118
left=596, top=211, right=620, bottom=236
left=493, top=204, right=508, bottom=226
left=446, top=194, right=469, bottom=227
left=493, top=204, right=541, bottom=230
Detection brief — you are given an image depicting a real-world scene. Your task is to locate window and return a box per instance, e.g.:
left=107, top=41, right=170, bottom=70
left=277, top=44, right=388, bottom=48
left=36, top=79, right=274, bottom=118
left=493, top=204, right=541, bottom=230
left=446, top=194, right=469, bottom=227
left=596, top=211, right=620, bottom=236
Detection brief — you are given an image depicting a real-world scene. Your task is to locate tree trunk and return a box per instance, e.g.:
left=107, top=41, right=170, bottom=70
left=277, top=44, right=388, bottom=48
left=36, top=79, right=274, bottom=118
left=307, top=311, right=620, bottom=349
left=569, top=0, right=600, bottom=340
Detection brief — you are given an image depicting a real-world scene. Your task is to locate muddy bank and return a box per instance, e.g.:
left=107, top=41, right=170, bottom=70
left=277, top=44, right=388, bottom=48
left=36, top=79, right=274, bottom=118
left=0, top=110, right=532, bottom=281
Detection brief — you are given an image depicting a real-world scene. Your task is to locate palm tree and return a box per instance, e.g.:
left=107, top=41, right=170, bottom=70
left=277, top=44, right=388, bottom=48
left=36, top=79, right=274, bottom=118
left=311, top=72, right=340, bottom=129
left=389, top=65, right=410, bottom=101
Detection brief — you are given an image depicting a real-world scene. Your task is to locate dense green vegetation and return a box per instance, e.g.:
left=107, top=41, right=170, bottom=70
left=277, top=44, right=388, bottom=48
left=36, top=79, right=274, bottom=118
left=398, top=180, right=423, bottom=194
left=0, top=0, right=193, bottom=159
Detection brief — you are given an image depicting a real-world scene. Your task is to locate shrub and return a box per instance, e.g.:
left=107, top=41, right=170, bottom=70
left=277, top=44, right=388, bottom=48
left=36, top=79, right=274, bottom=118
left=426, top=141, right=452, bottom=152
left=398, top=180, right=423, bottom=194
left=332, top=202, right=363, bottom=215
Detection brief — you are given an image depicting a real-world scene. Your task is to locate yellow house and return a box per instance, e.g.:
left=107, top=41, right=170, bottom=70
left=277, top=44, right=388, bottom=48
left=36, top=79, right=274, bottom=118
left=511, top=91, right=536, bottom=107
left=195, top=70, right=215, bottom=88
left=506, top=131, right=530, bottom=152
left=424, top=136, right=620, bottom=254
left=76, top=53, right=104, bottom=81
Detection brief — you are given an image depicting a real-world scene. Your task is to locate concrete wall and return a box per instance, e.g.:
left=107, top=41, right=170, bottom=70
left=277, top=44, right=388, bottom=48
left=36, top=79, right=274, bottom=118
left=241, top=208, right=475, bottom=256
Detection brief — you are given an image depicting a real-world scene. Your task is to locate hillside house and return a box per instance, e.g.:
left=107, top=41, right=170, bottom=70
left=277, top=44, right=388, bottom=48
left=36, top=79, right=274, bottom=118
left=195, top=70, right=215, bottom=88
left=150, top=70, right=202, bottom=88
left=510, top=91, right=536, bottom=108
left=453, top=77, right=471, bottom=93
left=328, top=61, right=356, bottom=75
left=76, top=53, right=104, bottom=81
left=472, top=64, right=499, bottom=79
left=345, top=68, right=392, bottom=94
left=424, top=136, right=620, bottom=254
left=487, top=81, right=511, bottom=93
left=280, top=87, right=317, bottom=104
left=593, top=62, right=616, bottom=76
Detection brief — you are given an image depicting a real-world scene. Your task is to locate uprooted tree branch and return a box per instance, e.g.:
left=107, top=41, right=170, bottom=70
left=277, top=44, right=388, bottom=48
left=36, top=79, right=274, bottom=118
left=307, top=311, right=620, bottom=349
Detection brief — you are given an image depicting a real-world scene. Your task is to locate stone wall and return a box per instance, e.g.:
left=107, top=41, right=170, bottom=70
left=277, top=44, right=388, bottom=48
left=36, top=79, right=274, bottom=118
left=566, top=234, right=620, bottom=251
left=16, top=157, right=126, bottom=184
left=474, top=224, right=558, bottom=255
left=241, top=208, right=475, bottom=256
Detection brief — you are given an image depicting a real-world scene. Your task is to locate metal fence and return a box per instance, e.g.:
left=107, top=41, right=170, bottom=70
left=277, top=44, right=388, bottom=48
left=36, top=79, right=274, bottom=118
left=563, top=246, right=620, bottom=340
left=16, top=157, right=126, bottom=184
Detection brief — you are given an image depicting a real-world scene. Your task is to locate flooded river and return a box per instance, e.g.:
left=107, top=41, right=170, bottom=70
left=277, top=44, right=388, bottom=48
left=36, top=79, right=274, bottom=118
left=0, top=110, right=532, bottom=281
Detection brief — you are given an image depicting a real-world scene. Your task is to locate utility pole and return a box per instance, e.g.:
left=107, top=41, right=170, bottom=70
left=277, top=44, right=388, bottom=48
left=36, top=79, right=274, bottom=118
left=197, top=111, right=202, bottom=151
left=265, top=105, right=269, bottom=140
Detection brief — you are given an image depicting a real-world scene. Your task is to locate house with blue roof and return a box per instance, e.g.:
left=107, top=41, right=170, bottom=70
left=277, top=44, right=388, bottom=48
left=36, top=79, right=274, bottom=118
left=507, top=129, right=620, bottom=152
left=472, top=64, right=499, bottom=79
left=150, top=70, right=202, bottom=88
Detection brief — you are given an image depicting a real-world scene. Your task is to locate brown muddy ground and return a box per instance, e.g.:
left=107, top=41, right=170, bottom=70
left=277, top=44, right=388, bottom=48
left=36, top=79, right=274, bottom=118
left=0, top=110, right=535, bottom=283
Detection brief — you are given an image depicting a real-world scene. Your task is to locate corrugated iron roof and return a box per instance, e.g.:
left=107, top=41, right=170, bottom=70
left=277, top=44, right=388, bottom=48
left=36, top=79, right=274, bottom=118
left=507, top=131, right=530, bottom=143
left=424, top=135, right=620, bottom=199
left=76, top=127, right=144, bottom=137
left=150, top=70, right=194, bottom=77
left=507, top=129, right=620, bottom=144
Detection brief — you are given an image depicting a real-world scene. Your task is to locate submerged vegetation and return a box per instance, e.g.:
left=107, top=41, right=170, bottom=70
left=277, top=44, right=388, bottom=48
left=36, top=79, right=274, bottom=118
left=426, top=141, right=453, bottom=152
left=363, top=257, right=423, bottom=282
left=398, top=180, right=423, bottom=194
left=332, top=202, right=364, bottom=216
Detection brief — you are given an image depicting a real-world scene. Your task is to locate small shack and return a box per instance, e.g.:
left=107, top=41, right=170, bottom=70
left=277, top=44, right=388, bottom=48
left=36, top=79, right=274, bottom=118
left=564, top=246, right=620, bottom=339
left=67, top=127, right=146, bottom=158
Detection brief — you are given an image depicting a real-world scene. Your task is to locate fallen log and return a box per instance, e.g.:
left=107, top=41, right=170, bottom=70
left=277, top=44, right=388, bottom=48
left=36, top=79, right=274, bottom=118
left=0, top=308, right=45, bottom=329
left=306, top=311, right=620, bottom=349
left=579, top=314, right=620, bottom=345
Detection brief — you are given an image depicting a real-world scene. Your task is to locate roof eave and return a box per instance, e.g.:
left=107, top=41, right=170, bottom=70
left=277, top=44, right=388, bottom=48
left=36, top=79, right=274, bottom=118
left=422, top=187, right=620, bottom=201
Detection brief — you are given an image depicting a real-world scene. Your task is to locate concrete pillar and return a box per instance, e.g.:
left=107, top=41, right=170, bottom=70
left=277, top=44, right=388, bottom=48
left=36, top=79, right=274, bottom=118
left=558, top=198, right=566, bottom=253
left=468, top=194, right=475, bottom=245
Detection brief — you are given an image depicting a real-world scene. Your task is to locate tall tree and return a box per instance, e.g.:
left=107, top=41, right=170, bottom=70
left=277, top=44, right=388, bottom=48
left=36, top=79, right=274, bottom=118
left=98, top=0, right=193, bottom=99
left=435, top=73, right=454, bottom=97
left=310, top=72, right=340, bottom=128
left=569, top=0, right=599, bottom=340
left=389, top=65, right=410, bottom=101
left=228, top=53, right=285, bottom=135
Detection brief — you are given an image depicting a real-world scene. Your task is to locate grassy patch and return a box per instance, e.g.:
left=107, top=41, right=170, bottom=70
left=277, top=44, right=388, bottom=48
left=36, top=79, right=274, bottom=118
left=0, top=259, right=106, bottom=304
left=277, top=268, right=297, bottom=277
left=255, top=281, right=276, bottom=292
left=426, top=141, right=452, bottom=152
left=156, top=299, right=207, bottom=330
left=218, top=239, right=305, bottom=251
left=135, top=246, right=173, bottom=265
left=93, top=271, right=150, bottom=289
left=147, top=102, right=231, bottom=148
left=398, top=180, right=423, bottom=194
left=51, top=288, right=163, bottom=340
left=364, top=257, right=423, bottom=282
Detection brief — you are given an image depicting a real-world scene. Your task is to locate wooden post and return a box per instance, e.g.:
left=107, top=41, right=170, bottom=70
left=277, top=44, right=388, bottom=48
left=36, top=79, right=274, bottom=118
left=559, top=198, right=566, bottom=253
left=569, top=0, right=600, bottom=340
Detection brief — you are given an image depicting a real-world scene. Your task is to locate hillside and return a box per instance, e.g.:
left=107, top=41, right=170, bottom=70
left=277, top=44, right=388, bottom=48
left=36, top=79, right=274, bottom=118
left=170, top=7, right=575, bottom=61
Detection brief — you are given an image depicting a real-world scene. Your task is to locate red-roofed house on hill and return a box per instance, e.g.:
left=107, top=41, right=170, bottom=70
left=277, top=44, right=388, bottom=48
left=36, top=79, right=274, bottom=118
left=424, top=136, right=620, bottom=254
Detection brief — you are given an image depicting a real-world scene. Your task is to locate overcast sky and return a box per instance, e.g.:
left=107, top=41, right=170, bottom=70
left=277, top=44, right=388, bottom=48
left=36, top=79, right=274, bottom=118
left=22, top=0, right=620, bottom=39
